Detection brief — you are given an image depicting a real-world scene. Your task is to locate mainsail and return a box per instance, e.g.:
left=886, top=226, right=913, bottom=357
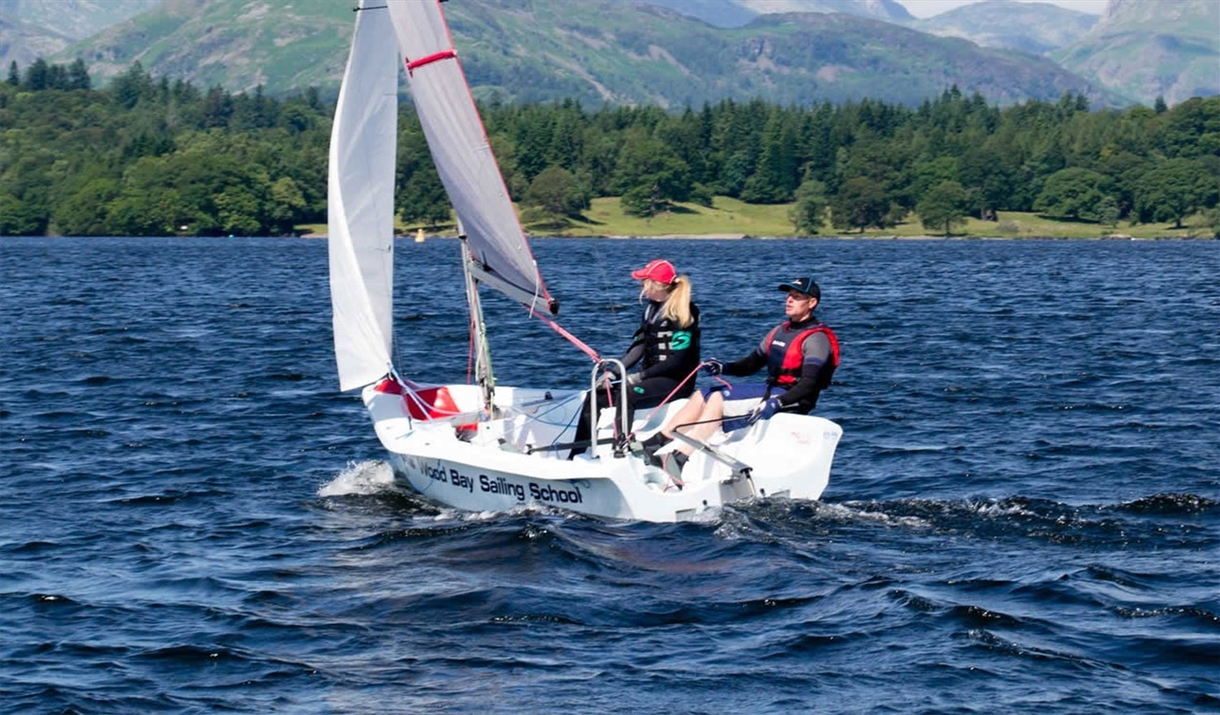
left=387, top=0, right=557, bottom=315
left=328, top=0, right=399, bottom=391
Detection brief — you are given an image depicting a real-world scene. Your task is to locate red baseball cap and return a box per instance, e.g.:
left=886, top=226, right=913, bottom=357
left=630, top=259, right=676, bottom=284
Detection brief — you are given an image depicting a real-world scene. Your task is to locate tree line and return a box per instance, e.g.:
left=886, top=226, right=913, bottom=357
left=2, top=58, right=1217, bottom=237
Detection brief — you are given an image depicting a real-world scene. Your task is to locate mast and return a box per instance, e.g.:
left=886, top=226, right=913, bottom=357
left=460, top=230, right=495, bottom=414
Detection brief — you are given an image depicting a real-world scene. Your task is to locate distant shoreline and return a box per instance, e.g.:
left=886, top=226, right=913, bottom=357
left=297, top=198, right=1218, bottom=241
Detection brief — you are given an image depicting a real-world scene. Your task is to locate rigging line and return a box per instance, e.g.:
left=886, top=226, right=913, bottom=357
left=389, top=253, right=401, bottom=373
left=665, top=376, right=748, bottom=432
left=528, top=307, right=600, bottom=362
left=552, top=408, right=581, bottom=451
left=528, top=250, right=544, bottom=319
left=634, top=363, right=712, bottom=433
left=466, top=311, right=476, bottom=384
left=585, top=245, right=631, bottom=357
left=521, top=392, right=585, bottom=450
left=601, top=376, right=624, bottom=442
left=615, top=255, right=639, bottom=345
left=399, top=385, right=464, bottom=418
left=504, top=258, right=549, bottom=336
left=519, top=395, right=579, bottom=424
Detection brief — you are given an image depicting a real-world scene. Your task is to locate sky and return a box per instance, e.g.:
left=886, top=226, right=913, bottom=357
left=897, top=0, right=1109, bottom=18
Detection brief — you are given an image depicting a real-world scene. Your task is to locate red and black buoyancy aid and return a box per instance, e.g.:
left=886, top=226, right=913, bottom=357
left=764, top=321, right=840, bottom=389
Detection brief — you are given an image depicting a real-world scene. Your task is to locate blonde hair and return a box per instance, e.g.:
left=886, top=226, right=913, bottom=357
left=641, top=276, right=694, bottom=328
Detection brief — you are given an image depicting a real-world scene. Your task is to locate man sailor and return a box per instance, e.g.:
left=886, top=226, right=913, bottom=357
left=641, top=276, right=838, bottom=477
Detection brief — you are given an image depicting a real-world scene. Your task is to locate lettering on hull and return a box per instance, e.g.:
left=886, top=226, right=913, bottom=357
left=421, top=461, right=583, bottom=505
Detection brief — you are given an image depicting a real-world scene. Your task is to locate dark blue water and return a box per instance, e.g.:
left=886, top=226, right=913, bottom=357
left=2, top=236, right=1217, bottom=714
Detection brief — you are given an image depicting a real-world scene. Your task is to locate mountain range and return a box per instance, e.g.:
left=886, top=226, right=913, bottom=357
left=1, top=0, right=1215, bottom=107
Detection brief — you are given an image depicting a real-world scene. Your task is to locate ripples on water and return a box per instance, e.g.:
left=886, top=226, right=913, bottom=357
left=1, top=237, right=1217, bottom=714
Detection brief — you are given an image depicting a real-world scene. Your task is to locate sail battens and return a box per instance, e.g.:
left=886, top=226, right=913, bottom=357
left=467, top=264, right=547, bottom=315
left=406, top=49, right=456, bottom=73
left=387, top=0, right=556, bottom=315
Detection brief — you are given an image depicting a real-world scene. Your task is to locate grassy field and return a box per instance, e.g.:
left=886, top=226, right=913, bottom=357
left=299, top=197, right=1217, bottom=240
left=552, top=196, right=793, bottom=238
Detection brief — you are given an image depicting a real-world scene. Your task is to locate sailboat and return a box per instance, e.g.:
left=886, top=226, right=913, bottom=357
left=327, top=0, right=842, bottom=522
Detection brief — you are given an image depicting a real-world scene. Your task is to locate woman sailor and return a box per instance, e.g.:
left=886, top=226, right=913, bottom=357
left=568, top=259, right=701, bottom=459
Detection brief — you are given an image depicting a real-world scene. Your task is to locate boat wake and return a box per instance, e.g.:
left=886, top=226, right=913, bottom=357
left=317, top=459, right=396, bottom=497
left=726, top=492, right=1219, bottom=551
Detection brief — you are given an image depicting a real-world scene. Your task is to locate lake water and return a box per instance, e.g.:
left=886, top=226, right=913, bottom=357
left=1, top=236, right=1217, bottom=713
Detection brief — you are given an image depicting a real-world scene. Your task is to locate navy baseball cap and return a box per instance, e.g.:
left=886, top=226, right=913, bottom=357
left=778, top=277, right=820, bottom=299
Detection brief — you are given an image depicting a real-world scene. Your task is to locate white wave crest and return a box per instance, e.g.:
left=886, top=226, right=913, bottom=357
left=317, top=460, right=396, bottom=497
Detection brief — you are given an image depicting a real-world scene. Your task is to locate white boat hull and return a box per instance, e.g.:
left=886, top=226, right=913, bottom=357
left=363, top=381, right=841, bottom=522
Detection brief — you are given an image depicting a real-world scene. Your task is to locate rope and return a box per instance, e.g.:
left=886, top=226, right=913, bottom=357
left=588, top=360, right=699, bottom=445
left=390, top=379, right=467, bottom=419
left=528, top=307, right=601, bottom=362
left=602, top=375, right=621, bottom=442
left=634, top=361, right=729, bottom=431
left=466, top=314, right=475, bottom=384
left=671, top=415, right=733, bottom=430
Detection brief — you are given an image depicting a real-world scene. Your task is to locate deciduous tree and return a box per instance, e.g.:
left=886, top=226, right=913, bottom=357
left=789, top=176, right=827, bottom=236
left=1034, top=168, right=1110, bottom=221
left=1134, top=158, right=1215, bottom=228
left=831, top=177, right=890, bottom=233
left=524, top=165, right=588, bottom=219
left=918, top=180, right=970, bottom=236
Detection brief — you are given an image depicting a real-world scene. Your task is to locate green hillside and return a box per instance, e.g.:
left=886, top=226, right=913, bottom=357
left=912, top=0, right=1098, bottom=56
left=7, top=0, right=1216, bottom=108
left=0, top=0, right=160, bottom=70
left=47, top=0, right=1111, bottom=107
left=61, top=1, right=355, bottom=95
left=1052, top=0, right=1220, bottom=105
left=1, top=0, right=159, bottom=40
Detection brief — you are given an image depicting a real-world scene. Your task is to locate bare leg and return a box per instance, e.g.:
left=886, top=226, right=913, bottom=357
left=658, top=390, right=706, bottom=439
left=672, top=391, right=727, bottom=457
